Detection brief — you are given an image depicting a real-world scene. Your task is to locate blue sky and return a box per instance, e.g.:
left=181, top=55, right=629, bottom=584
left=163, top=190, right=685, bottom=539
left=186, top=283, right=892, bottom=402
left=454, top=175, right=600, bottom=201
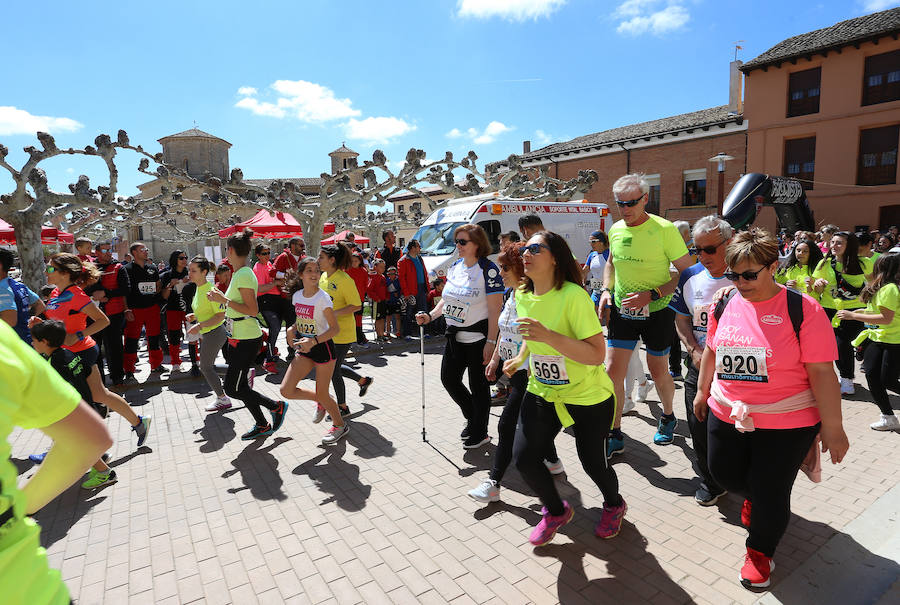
left=1, top=0, right=896, bottom=207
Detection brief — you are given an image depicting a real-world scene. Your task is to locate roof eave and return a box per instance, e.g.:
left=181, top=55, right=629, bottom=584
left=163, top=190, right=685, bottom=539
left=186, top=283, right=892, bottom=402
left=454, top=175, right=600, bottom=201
left=741, top=29, right=900, bottom=73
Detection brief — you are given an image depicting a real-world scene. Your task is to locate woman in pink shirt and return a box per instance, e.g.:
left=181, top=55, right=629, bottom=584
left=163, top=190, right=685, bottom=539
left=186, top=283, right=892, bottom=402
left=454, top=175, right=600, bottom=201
left=253, top=243, right=282, bottom=373
left=692, top=228, right=849, bottom=592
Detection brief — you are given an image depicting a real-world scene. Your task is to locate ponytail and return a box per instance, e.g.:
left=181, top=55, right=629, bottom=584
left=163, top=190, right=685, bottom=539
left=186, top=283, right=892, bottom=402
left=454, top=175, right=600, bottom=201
left=226, top=228, right=254, bottom=257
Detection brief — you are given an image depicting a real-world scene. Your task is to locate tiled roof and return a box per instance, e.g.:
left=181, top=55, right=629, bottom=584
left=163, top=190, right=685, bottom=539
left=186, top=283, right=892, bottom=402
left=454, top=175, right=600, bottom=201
left=245, top=177, right=325, bottom=189
left=508, top=105, right=741, bottom=163
left=742, top=7, right=900, bottom=72
left=329, top=143, right=358, bottom=155
left=158, top=128, right=231, bottom=146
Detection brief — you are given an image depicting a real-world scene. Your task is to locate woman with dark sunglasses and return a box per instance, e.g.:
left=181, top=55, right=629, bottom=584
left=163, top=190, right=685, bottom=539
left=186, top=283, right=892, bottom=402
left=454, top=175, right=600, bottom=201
left=160, top=250, right=199, bottom=374
left=416, top=224, right=503, bottom=449
left=693, top=228, right=849, bottom=590
left=253, top=243, right=283, bottom=373
left=811, top=231, right=874, bottom=395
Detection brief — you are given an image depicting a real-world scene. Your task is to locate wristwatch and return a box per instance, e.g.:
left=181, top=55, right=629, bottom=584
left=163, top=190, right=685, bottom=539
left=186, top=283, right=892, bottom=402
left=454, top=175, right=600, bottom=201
left=76, top=331, right=85, bottom=341
left=649, top=288, right=662, bottom=301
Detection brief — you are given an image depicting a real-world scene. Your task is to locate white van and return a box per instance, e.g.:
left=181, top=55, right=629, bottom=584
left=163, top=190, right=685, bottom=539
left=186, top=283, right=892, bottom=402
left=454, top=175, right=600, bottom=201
left=410, top=193, right=610, bottom=278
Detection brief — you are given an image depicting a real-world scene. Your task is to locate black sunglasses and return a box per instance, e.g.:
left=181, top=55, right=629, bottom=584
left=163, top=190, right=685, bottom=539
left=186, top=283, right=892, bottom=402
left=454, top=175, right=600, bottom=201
left=455, top=239, right=471, bottom=246
left=724, top=266, right=768, bottom=282
left=689, top=240, right=726, bottom=256
left=178, top=256, right=188, bottom=260
left=523, top=242, right=550, bottom=255
left=258, top=251, right=271, bottom=255
left=615, top=193, right=646, bottom=207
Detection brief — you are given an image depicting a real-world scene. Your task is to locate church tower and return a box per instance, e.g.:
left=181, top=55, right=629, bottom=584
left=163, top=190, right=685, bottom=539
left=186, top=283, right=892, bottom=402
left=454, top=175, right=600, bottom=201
left=158, top=128, right=232, bottom=180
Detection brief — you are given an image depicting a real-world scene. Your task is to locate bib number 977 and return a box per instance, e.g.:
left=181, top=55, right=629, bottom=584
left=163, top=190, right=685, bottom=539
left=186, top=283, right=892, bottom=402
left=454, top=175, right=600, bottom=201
left=716, top=346, right=768, bottom=383
left=443, top=301, right=469, bottom=323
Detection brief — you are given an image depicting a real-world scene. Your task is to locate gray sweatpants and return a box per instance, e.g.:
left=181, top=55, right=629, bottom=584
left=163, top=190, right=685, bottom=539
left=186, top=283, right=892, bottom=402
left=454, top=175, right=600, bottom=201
left=199, top=324, right=228, bottom=397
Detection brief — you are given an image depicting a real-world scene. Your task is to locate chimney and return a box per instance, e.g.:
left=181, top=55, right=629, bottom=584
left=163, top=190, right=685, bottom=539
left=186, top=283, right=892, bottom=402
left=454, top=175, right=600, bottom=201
left=523, top=140, right=531, bottom=154
left=728, top=60, right=743, bottom=113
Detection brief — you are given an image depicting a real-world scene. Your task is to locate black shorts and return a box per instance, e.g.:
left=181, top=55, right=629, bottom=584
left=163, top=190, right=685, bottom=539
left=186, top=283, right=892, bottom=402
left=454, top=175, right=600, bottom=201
left=77, top=344, right=100, bottom=369
left=607, top=304, right=675, bottom=356
left=375, top=301, right=388, bottom=320
left=298, top=339, right=336, bottom=365
left=386, top=300, right=402, bottom=315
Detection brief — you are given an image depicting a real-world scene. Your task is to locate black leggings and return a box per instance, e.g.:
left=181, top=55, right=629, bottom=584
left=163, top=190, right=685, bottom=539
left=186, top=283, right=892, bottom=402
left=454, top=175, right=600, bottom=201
left=862, top=341, right=900, bottom=415
left=824, top=308, right=864, bottom=379
left=707, top=413, right=819, bottom=557
left=225, top=337, right=279, bottom=426
left=514, top=393, right=621, bottom=517
left=491, top=370, right=558, bottom=483
left=258, top=295, right=283, bottom=361
left=683, top=359, right=722, bottom=493
left=440, top=338, right=491, bottom=440
left=332, top=343, right=362, bottom=406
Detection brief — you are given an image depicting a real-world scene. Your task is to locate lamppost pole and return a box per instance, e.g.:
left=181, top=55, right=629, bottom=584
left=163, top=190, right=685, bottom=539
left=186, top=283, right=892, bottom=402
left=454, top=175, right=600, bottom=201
left=709, top=152, right=735, bottom=216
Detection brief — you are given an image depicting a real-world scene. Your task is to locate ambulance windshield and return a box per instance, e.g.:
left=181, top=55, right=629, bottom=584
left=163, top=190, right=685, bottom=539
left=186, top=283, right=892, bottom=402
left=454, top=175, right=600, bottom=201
left=412, top=222, right=466, bottom=256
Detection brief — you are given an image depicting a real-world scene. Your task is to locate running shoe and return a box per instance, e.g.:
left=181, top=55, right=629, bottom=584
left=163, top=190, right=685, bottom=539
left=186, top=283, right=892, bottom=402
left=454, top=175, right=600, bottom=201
left=312, top=404, right=326, bottom=424
left=621, top=396, right=636, bottom=415
left=263, top=360, right=277, bottom=374
left=205, top=396, right=232, bottom=412
left=149, top=365, right=167, bottom=375
left=839, top=377, right=855, bottom=395
left=358, top=377, right=373, bottom=397
left=460, top=424, right=471, bottom=440
left=870, top=414, right=900, bottom=431
left=607, top=434, right=625, bottom=457
left=171, top=363, right=183, bottom=373
left=741, top=499, right=752, bottom=528
left=543, top=459, right=565, bottom=475
left=29, top=451, right=48, bottom=464
left=322, top=423, right=350, bottom=445
left=695, top=486, right=727, bottom=506
left=463, top=434, right=491, bottom=449
left=528, top=501, right=574, bottom=546
left=133, top=416, right=152, bottom=447
left=241, top=423, right=273, bottom=440
left=740, top=547, right=774, bottom=590
left=636, top=380, right=654, bottom=402
left=669, top=370, right=683, bottom=381
left=595, top=498, right=627, bottom=539
left=81, top=469, right=118, bottom=489
left=468, top=478, right=500, bottom=503
left=270, top=401, right=288, bottom=432
left=190, top=364, right=201, bottom=377
left=653, top=416, right=677, bottom=445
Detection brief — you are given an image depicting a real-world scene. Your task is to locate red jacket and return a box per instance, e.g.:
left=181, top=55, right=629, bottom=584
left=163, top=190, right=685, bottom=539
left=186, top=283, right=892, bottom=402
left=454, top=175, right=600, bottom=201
left=367, top=273, right=387, bottom=302
left=397, top=254, right=425, bottom=297
left=270, top=251, right=303, bottom=298
left=346, top=266, right=369, bottom=300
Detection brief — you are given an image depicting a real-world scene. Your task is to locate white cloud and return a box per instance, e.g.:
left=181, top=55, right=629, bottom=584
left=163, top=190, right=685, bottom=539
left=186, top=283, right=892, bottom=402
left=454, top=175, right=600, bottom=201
left=234, top=97, right=286, bottom=118
left=457, top=0, right=566, bottom=21
left=534, top=129, right=557, bottom=145
left=234, top=79, right=360, bottom=123
left=614, top=1, right=690, bottom=36
left=445, top=121, right=514, bottom=145
left=861, top=0, right=899, bottom=11
left=0, top=106, right=83, bottom=136
left=344, top=117, right=415, bottom=144
left=237, top=86, right=258, bottom=96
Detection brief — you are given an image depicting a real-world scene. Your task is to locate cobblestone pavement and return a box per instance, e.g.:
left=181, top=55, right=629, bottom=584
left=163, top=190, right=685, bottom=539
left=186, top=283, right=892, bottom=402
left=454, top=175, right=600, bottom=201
left=10, top=339, right=900, bottom=604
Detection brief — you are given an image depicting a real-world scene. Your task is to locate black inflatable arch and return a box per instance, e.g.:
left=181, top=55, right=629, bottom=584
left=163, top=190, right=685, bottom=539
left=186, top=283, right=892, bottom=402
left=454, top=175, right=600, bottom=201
left=721, top=173, right=815, bottom=233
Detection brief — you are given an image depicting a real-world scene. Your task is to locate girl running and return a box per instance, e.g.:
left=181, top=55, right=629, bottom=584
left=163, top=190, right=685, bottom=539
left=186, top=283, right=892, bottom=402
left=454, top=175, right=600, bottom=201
left=504, top=231, right=626, bottom=546
left=776, top=238, right=823, bottom=298
left=279, top=257, right=348, bottom=444
left=207, top=229, right=288, bottom=440
left=185, top=256, right=230, bottom=412
left=836, top=253, right=900, bottom=431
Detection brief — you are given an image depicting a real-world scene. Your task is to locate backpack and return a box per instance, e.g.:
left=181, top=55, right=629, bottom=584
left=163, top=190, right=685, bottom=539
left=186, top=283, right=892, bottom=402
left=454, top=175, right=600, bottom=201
left=713, top=287, right=804, bottom=343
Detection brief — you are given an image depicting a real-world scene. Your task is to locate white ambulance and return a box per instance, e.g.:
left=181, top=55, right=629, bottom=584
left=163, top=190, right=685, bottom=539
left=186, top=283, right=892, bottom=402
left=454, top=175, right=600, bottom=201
left=411, top=193, right=611, bottom=278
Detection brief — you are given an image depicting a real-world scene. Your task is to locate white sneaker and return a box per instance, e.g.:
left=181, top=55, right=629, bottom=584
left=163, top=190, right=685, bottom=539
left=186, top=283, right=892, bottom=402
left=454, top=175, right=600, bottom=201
left=171, top=363, right=183, bottom=373
left=544, top=459, right=565, bottom=475
left=840, top=378, right=855, bottom=395
left=312, top=404, right=326, bottom=424
left=468, top=478, right=500, bottom=503
left=622, top=396, right=636, bottom=415
left=322, top=423, right=350, bottom=444
left=205, top=396, right=232, bottom=412
left=636, top=380, right=655, bottom=402
left=870, top=414, right=900, bottom=431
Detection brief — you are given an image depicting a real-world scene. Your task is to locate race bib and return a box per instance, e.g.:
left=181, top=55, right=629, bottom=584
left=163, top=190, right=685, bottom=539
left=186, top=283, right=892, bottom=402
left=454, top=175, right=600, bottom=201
left=716, top=346, right=768, bottom=383
left=531, top=354, right=570, bottom=385
left=174, top=281, right=186, bottom=294
left=620, top=301, right=649, bottom=320
left=443, top=299, right=470, bottom=324
left=589, top=278, right=604, bottom=291
left=138, top=281, right=157, bottom=294
left=296, top=319, right=317, bottom=337
left=692, top=304, right=709, bottom=330
left=498, top=339, right=520, bottom=361
left=224, top=317, right=234, bottom=337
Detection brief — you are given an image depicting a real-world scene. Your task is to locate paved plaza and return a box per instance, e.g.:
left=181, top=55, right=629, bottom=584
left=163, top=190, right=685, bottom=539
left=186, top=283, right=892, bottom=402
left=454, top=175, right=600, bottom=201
left=10, top=339, right=900, bottom=604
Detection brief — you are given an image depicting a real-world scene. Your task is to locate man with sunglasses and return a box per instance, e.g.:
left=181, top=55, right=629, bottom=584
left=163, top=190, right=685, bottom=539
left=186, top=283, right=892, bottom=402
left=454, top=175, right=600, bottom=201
left=123, top=242, right=165, bottom=378
left=86, top=241, right=131, bottom=386
left=669, top=216, right=733, bottom=505
left=270, top=236, right=306, bottom=361
left=600, top=174, right=693, bottom=455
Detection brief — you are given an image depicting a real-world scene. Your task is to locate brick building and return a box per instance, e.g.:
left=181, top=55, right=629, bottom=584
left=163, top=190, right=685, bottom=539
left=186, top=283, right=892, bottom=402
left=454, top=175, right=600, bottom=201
left=741, top=7, right=900, bottom=232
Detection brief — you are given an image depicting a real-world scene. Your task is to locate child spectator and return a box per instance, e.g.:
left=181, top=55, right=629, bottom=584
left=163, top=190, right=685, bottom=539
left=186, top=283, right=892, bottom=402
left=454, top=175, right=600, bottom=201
left=367, top=259, right=389, bottom=341
left=74, top=238, right=94, bottom=263
left=427, top=277, right=444, bottom=310
left=385, top=266, right=403, bottom=338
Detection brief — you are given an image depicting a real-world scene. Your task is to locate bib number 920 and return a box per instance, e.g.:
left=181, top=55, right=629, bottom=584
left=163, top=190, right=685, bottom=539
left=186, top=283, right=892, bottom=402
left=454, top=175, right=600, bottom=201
left=716, top=346, right=768, bottom=383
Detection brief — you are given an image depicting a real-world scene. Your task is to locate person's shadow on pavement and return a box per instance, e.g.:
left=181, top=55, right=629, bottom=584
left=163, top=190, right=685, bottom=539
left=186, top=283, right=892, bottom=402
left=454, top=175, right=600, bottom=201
left=193, top=411, right=236, bottom=453
left=222, top=436, right=292, bottom=501
left=292, top=440, right=372, bottom=512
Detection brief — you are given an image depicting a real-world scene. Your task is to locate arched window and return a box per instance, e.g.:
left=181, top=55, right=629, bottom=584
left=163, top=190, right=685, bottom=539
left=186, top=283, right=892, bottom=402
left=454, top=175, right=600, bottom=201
left=343, top=158, right=348, bottom=169
left=183, top=158, right=189, bottom=172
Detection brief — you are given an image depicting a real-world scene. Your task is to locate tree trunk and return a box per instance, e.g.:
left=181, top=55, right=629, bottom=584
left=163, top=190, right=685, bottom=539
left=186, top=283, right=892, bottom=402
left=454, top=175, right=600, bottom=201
left=9, top=213, right=46, bottom=291
left=305, top=212, right=328, bottom=258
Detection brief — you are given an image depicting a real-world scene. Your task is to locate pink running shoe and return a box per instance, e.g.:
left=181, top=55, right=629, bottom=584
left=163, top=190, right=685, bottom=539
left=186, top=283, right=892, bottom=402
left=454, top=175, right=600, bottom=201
left=595, top=498, right=627, bottom=539
left=529, top=501, right=574, bottom=546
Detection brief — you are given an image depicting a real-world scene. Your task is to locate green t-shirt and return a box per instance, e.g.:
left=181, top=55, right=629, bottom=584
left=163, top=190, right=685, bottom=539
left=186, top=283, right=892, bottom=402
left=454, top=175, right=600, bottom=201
left=608, top=214, right=688, bottom=313
left=867, top=283, right=900, bottom=344
left=515, top=281, right=615, bottom=427
left=775, top=265, right=820, bottom=300
left=224, top=266, right=262, bottom=340
left=0, top=321, right=80, bottom=605
left=812, top=256, right=874, bottom=310
left=191, top=281, right=226, bottom=334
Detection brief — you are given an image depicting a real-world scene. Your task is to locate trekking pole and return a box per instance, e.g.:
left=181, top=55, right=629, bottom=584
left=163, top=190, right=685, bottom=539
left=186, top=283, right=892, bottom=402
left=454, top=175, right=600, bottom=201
left=420, top=323, right=427, bottom=442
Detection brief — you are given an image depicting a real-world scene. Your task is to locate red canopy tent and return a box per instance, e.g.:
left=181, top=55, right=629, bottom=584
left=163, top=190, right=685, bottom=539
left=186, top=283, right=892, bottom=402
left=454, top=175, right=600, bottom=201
left=0, top=218, right=74, bottom=245
left=319, top=230, right=370, bottom=246
left=217, top=209, right=335, bottom=239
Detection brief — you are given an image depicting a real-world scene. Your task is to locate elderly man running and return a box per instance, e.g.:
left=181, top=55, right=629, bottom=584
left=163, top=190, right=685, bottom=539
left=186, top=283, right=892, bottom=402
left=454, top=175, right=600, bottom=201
left=599, top=174, right=693, bottom=456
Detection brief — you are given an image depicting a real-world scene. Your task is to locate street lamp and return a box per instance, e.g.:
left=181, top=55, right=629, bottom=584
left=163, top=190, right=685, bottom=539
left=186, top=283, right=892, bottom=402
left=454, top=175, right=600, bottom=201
left=709, top=153, right=735, bottom=216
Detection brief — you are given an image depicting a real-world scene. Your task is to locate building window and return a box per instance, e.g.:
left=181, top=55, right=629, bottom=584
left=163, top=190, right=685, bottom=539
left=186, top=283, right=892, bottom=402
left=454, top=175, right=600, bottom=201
left=783, top=137, right=816, bottom=190
left=342, top=158, right=348, bottom=169
left=857, top=125, right=899, bottom=186
left=682, top=170, right=706, bottom=207
left=183, top=159, right=189, bottom=172
left=863, top=50, right=900, bottom=106
left=397, top=204, right=404, bottom=213
left=787, top=67, right=821, bottom=117
left=643, top=173, right=660, bottom=214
